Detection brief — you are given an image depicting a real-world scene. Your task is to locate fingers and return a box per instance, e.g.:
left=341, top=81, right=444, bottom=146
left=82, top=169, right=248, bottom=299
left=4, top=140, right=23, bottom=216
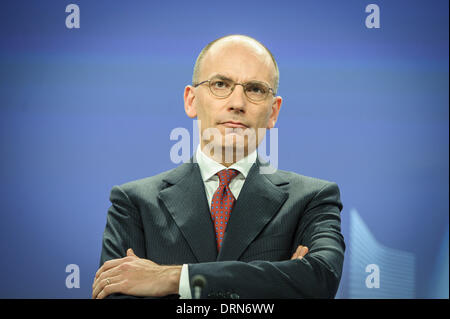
left=299, top=246, right=309, bottom=259
left=93, top=248, right=137, bottom=299
left=95, top=258, right=125, bottom=280
left=290, top=245, right=309, bottom=260
left=95, top=249, right=137, bottom=279
left=92, top=266, right=121, bottom=298
left=290, top=245, right=301, bottom=259
left=92, top=275, right=123, bottom=299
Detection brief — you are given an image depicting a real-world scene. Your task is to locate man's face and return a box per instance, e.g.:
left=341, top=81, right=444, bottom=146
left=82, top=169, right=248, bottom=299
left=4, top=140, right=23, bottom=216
left=184, top=39, right=282, bottom=162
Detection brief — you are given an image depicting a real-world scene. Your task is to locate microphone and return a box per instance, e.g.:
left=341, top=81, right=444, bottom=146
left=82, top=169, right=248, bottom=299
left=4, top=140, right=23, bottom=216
left=191, top=275, right=207, bottom=299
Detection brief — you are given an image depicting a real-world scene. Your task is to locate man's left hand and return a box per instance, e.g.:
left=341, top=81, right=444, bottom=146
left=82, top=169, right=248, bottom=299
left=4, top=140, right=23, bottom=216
left=92, top=248, right=182, bottom=299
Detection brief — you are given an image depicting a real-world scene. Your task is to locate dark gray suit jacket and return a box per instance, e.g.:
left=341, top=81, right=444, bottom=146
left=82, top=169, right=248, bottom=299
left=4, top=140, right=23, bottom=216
left=99, top=158, right=345, bottom=299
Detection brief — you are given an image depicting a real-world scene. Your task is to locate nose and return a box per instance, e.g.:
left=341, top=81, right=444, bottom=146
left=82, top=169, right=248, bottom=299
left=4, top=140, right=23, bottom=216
left=227, top=84, right=247, bottom=113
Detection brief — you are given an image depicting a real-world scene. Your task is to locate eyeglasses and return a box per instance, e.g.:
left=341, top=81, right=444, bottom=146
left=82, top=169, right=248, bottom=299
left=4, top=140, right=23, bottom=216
left=193, top=76, right=276, bottom=102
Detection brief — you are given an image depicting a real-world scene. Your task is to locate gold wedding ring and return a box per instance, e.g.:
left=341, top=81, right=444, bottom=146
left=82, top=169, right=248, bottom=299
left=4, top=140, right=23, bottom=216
left=106, top=278, right=111, bottom=285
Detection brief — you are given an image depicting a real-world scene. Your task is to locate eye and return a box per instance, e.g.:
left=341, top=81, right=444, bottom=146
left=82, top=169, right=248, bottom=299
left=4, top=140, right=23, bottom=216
left=246, top=83, right=266, bottom=94
left=212, top=80, right=230, bottom=89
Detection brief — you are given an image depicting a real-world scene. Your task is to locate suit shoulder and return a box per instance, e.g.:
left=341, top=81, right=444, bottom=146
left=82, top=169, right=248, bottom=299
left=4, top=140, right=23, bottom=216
left=113, top=165, right=180, bottom=197
left=274, top=169, right=339, bottom=192
left=273, top=169, right=342, bottom=209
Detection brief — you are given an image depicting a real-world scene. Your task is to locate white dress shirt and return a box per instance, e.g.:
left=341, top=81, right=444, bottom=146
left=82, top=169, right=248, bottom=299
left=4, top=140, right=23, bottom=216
left=178, top=145, right=257, bottom=299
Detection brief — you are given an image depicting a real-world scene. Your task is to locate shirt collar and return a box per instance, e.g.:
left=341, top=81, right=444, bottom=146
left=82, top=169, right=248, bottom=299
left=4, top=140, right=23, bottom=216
left=195, top=145, right=257, bottom=182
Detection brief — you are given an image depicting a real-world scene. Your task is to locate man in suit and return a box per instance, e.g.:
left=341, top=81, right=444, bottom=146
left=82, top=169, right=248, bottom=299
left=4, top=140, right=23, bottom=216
left=92, top=34, right=345, bottom=299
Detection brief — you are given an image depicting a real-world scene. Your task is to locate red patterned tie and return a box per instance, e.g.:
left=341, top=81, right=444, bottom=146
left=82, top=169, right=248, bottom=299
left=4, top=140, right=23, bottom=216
left=211, top=169, right=239, bottom=251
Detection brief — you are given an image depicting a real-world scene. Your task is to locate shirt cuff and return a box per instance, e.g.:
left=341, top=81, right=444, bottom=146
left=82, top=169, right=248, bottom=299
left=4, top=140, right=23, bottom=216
left=178, top=264, right=192, bottom=299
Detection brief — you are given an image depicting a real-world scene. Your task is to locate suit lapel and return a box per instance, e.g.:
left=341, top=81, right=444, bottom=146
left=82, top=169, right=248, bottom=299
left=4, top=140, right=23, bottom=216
left=158, top=161, right=218, bottom=262
left=217, top=160, right=289, bottom=261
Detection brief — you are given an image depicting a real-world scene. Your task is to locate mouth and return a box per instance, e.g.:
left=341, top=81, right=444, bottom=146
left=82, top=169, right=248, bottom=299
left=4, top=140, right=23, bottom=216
left=219, top=121, right=248, bottom=129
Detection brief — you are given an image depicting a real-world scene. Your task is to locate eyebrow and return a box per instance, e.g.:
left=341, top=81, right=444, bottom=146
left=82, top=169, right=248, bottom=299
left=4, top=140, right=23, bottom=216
left=209, top=73, right=270, bottom=86
left=209, top=74, right=234, bottom=82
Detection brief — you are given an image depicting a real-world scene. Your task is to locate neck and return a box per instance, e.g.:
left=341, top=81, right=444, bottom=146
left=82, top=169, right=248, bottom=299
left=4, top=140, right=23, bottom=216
left=200, top=144, right=254, bottom=167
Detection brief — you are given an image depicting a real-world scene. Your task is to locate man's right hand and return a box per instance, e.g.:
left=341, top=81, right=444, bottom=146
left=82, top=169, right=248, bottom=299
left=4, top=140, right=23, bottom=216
left=290, top=245, right=309, bottom=260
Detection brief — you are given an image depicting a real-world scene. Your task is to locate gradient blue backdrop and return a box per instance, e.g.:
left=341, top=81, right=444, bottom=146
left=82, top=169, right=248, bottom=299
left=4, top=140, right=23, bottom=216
left=0, top=0, right=448, bottom=298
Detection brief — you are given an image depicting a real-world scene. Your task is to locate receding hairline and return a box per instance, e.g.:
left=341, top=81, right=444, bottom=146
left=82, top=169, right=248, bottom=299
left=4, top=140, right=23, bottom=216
left=192, top=35, right=279, bottom=93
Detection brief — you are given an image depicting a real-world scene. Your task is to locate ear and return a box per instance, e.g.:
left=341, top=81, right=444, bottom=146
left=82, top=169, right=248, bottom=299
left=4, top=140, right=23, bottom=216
left=267, top=96, right=282, bottom=129
left=184, top=85, right=197, bottom=118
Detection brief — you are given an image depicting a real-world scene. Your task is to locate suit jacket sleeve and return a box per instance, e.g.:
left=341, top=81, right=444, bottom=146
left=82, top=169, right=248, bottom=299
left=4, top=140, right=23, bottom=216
left=188, top=182, right=345, bottom=299
left=99, top=185, right=177, bottom=299
left=100, top=185, right=146, bottom=263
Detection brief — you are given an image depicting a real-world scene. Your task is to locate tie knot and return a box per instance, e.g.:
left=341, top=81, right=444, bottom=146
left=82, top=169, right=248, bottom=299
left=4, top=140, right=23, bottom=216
left=217, top=169, right=239, bottom=186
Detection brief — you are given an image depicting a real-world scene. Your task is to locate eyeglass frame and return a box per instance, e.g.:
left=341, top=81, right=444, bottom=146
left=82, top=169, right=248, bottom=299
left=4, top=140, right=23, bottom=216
left=192, top=76, right=277, bottom=102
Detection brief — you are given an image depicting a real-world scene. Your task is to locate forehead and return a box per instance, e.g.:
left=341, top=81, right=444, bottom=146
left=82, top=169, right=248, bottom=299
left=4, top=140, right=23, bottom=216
left=200, top=39, right=275, bottom=83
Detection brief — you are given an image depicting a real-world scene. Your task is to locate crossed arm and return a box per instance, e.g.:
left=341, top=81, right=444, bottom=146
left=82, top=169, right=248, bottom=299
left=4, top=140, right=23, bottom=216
left=92, top=245, right=309, bottom=299
left=93, top=181, right=344, bottom=299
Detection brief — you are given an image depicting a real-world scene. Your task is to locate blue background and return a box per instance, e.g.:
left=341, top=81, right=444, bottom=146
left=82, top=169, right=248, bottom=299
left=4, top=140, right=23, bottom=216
left=0, top=0, right=448, bottom=298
